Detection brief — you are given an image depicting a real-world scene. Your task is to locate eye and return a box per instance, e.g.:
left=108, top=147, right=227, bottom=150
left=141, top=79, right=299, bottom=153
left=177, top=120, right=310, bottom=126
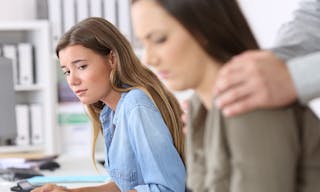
left=78, top=64, right=87, bottom=70
left=63, top=70, right=70, bottom=77
left=154, top=36, right=167, bottom=44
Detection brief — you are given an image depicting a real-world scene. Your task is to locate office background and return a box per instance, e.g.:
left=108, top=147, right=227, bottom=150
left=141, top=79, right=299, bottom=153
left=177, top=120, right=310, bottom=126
left=0, top=0, right=300, bottom=156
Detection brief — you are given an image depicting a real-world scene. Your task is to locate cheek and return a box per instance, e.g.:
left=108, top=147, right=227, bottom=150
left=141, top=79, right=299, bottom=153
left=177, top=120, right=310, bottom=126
left=163, top=36, right=193, bottom=67
left=93, top=71, right=109, bottom=87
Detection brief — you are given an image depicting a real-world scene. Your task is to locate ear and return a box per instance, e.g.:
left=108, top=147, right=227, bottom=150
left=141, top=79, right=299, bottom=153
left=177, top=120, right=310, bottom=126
left=108, top=50, right=117, bottom=69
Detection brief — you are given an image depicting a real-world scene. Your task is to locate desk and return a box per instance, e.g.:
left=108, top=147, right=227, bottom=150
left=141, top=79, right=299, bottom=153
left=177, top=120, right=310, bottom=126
left=0, top=154, right=107, bottom=192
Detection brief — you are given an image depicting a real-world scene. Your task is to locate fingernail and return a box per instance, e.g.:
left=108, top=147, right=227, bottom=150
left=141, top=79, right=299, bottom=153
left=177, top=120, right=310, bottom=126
left=223, top=109, right=231, bottom=117
left=215, top=99, right=221, bottom=108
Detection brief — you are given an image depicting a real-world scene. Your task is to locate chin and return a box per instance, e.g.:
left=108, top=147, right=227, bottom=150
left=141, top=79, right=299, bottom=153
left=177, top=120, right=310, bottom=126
left=168, top=83, right=188, bottom=92
left=78, top=98, right=95, bottom=105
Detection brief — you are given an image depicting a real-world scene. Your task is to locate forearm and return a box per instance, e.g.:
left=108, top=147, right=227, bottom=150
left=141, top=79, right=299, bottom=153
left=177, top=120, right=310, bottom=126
left=272, top=0, right=320, bottom=60
left=70, top=182, right=121, bottom=192
left=286, top=52, right=320, bottom=104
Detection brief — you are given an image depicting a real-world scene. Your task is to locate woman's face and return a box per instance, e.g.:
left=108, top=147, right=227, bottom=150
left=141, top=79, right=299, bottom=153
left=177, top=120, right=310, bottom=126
left=132, top=0, right=217, bottom=91
left=58, top=45, right=114, bottom=105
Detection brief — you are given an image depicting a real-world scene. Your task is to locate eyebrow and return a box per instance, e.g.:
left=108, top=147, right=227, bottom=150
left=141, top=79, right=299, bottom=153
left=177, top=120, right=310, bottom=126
left=60, top=59, right=87, bottom=69
left=144, top=30, right=166, bottom=41
left=144, top=30, right=160, bottom=40
left=145, top=33, right=152, bottom=40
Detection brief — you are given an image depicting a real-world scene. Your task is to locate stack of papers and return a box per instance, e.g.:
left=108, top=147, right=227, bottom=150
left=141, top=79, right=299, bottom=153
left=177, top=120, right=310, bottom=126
left=0, top=154, right=58, bottom=169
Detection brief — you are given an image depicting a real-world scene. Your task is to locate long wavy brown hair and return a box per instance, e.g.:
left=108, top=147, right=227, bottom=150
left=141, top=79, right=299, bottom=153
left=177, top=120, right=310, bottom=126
left=56, top=17, right=185, bottom=164
left=132, top=0, right=259, bottom=62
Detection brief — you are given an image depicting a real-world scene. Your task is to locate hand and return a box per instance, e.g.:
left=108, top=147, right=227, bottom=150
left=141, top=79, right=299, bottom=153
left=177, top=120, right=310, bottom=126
left=213, top=50, right=297, bottom=117
left=31, top=184, right=70, bottom=192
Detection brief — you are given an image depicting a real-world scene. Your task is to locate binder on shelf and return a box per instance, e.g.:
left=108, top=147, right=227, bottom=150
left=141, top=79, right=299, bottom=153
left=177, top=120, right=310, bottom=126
left=48, top=0, right=62, bottom=49
left=63, top=0, right=76, bottom=33
left=0, top=57, right=17, bottom=146
left=30, top=104, right=43, bottom=145
left=18, top=43, right=34, bottom=85
left=89, top=0, right=103, bottom=17
left=103, top=0, right=117, bottom=25
left=36, top=0, right=49, bottom=19
left=118, top=0, right=132, bottom=42
left=0, top=21, right=57, bottom=154
left=2, top=44, right=19, bottom=85
left=76, top=0, right=89, bottom=22
left=15, top=105, right=30, bottom=146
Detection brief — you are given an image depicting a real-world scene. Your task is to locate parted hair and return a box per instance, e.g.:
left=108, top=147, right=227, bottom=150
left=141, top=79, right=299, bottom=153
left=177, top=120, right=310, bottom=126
left=56, top=17, right=185, bottom=164
left=132, top=0, right=259, bottom=62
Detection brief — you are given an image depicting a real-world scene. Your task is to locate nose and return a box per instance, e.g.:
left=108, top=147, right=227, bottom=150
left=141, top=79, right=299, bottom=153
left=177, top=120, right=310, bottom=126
left=67, top=71, right=81, bottom=87
left=142, top=47, right=159, bottom=67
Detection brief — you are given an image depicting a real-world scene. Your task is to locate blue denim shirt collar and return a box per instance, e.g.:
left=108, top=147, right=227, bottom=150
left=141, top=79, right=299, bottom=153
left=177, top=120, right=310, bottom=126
left=99, top=91, right=127, bottom=155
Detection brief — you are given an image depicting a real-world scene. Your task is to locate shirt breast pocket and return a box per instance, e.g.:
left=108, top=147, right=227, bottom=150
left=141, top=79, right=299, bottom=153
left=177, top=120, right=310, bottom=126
left=109, top=168, right=138, bottom=190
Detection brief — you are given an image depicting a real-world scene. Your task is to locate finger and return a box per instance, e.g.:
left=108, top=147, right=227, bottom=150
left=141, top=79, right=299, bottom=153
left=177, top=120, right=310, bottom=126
left=218, top=60, right=243, bottom=77
left=214, top=69, right=247, bottom=98
left=221, top=89, right=268, bottom=117
left=50, top=186, right=69, bottom=192
left=31, top=186, right=45, bottom=192
left=52, top=188, right=69, bottom=192
left=222, top=96, right=257, bottom=117
left=215, top=82, right=252, bottom=109
left=214, top=61, right=247, bottom=97
left=31, top=188, right=40, bottom=192
left=42, top=184, right=56, bottom=192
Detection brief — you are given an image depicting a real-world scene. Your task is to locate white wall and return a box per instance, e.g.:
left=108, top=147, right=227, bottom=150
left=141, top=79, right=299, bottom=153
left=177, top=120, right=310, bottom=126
left=238, top=0, right=300, bottom=48
left=0, top=0, right=36, bottom=21
left=0, top=0, right=300, bottom=47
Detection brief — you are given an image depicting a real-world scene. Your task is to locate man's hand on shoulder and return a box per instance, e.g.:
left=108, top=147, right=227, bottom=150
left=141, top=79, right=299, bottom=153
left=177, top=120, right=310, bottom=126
left=213, top=50, right=297, bottom=117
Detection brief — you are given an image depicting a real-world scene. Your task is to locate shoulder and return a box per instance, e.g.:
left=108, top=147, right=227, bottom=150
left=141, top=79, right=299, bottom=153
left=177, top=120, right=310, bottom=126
left=188, top=93, right=205, bottom=119
left=121, top=88, right=157, bottom=112
left=224, top=106, right=299, bottom=129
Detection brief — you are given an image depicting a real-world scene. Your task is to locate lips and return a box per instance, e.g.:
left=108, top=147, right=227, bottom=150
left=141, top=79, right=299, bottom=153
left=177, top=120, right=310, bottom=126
left=158, top=71, right=170, bottom=79
left=75, top=89, right=87, bottom=96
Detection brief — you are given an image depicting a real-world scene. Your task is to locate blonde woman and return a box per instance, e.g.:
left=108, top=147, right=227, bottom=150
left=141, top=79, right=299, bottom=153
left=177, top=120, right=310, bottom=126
left=32, top=17, right=185, bottom=192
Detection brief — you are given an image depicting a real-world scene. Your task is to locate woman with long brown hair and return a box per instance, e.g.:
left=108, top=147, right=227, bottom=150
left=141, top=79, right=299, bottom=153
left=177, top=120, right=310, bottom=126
left=32, top=17, right=185, bottom=192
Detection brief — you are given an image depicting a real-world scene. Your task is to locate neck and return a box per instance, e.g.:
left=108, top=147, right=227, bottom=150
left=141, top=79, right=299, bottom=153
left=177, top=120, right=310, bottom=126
left=101, top=90, right=121, bottom=111
left=195, top=61, right=221, bottom=110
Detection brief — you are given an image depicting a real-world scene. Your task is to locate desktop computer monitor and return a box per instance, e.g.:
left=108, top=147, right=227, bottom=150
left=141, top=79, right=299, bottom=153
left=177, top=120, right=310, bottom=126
left=0, top=57, right=17, bottom=145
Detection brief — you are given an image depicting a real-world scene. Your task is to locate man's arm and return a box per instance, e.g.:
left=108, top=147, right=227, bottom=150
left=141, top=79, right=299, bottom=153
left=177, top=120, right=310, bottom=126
left=286, top=52, right=320, bottom=104
left=213, top=0, right=320, bottom=116
left=273, top=0, right=320, bottom=60
left=272, top=0, right=320, bottom=104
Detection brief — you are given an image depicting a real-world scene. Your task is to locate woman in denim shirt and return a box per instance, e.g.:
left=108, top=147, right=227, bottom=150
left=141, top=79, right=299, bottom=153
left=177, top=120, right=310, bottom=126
left=32, top=17, right=185, bottom=192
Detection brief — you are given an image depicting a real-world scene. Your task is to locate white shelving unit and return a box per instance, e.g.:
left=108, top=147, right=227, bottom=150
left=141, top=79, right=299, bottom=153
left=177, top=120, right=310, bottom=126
left=0, top=20, right=58, bottom=154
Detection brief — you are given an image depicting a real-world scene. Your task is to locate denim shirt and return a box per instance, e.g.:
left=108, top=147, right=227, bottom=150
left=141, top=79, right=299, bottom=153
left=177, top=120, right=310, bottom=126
left=100, top=88, right=186, bottom=192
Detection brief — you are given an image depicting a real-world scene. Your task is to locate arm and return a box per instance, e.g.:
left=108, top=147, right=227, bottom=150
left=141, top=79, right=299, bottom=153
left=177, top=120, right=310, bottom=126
left=272, top=0, right=320, bottom=60
left=213, top=0, right=320, bottom=116
left=128, top=105, right=186, bottom=192
left=272, top=0, right=320, bottom=104
left=31, top=181, right=121, bottom=192
left=286, top=52, right=320, bottom=104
